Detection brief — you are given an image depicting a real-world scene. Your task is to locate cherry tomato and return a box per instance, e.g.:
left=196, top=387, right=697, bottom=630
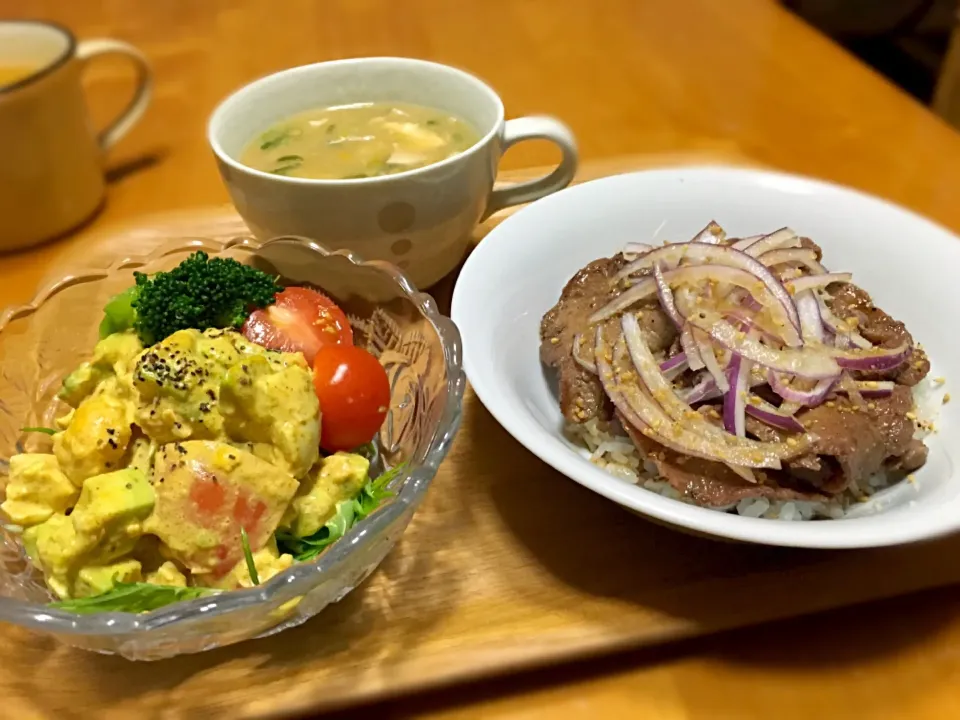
left=242, top=287, right=352, bottom=363
left=313, top=345, right=391, bottom=452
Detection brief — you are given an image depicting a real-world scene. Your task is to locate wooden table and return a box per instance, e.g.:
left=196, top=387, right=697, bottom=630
left=3, top=1, right=960, bottom=718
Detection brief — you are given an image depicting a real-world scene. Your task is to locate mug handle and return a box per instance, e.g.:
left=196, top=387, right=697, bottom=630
left=483, top=115, right=578, bottom=219
left=76, top=39, right=153, bottom=151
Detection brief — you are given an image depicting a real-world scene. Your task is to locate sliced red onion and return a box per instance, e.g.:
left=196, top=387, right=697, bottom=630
left=726, top=464, right=757, bottom=483
left=743, top=228, right=800, bottom=258
left=659, top=352, right=688, bottom=380
left=623, top=242, right=654, bottom=259
left=571, top=333, right=597, bottom=374
left=696, top=329, right=730, bottom=393
left=611, top=244, right=801, bottom=337
left=723, top=310, right=788, bottom=347
left=744, top=396, right=806, bottom=433
left=687, top=309, right=841, bottom=378
left=839, top=379, right=895, bottom=398
left=618, top=315, right=799, bottom=466
left=836, top=373, right=865, bottom=407
left=723, top=352, right=752, bottom=436
left=731, top=234, right=764, bottom=251
left=768, top=371, right=836, bottom=406
left=816, top=295, right=873, bottom=350
left=833, top=342, right=910, bottom=371
left=652, top=263, right=683, bottom=328
left=591, top=276, right=656, bottom=323
left=680, top=325, right=705, bottom=371
left=596, top=332, right=747, bottom=464
left=786, top=272, right=852, bottom=294
left=757, top=248, right=827, bottom=274
left=592, top=342, right=663, bottom=443
left=795, top=290, right=826, bottom=344
left=691, top=220, right=726, bottom=244
left=679, top=373, right=720, bottom=404
left=592, top=263, right=789, bottom=329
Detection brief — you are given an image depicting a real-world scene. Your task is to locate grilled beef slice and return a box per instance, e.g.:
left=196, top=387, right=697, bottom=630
left=828, top=282, right=929, bottom=386
left=620, top=413, right=828, bottom=507
left=541, top=255, right=675, bottom=423
left=785, top=385, right=926, bottom=493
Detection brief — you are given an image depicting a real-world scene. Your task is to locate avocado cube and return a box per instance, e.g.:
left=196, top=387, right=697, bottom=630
left=74, top=559, right=143, bottom=598
left=58, top=363, right=103, bottom=408
left=144, top=561, right=187, bottom=588
left=290, top=452, right=369, bottom=538
left=1, top=454, right=79, bottom=527
left=22, top=513, right=96, bottom=594
left=71, top=469, right=155, bottom=563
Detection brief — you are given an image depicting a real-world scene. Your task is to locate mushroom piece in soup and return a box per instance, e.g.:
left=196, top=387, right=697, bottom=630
left=240, top=102, right=480, bottom=180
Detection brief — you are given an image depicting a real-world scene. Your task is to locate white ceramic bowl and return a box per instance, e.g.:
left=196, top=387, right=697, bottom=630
left=452, top=167, right=960, bottom=549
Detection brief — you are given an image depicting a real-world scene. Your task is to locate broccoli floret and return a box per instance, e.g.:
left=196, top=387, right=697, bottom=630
left=130, top=252, right=281, bottom=345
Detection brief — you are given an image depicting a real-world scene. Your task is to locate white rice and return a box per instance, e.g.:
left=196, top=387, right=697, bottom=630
left=568, top=375, right=945, bottom=521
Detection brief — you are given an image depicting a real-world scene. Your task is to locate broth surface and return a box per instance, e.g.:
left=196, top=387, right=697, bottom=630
left=0, top=65, right=38, bottom=89
left=240, top=101, right=480, bottom=179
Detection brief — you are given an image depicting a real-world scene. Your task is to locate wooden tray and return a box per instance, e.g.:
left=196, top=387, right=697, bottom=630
left=6, top=154, right=960, bottom=720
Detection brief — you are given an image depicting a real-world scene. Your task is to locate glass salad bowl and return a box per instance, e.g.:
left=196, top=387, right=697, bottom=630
left=0, top=236, right=464, bottom=660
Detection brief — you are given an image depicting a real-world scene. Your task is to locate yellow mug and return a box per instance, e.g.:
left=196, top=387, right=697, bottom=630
left=0, top=20, right=152, bottom=251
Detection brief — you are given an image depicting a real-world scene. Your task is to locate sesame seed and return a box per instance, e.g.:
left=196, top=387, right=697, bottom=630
left=944, top=393, right=951, bottom=405
left=550, top=337, right=560, bottom=345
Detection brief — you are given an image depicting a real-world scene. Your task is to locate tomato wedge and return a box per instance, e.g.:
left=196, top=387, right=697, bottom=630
left=313, top=345, right=391, bottom=452
left=242, top=287, right=352, bottom=363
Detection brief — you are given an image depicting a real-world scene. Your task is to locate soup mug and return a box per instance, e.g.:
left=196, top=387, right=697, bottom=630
left=208, top=57, right=577, bottom=288
left=0, top=20, right=152, bottom=251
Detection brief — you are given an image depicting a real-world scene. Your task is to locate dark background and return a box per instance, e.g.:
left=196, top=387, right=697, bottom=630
left=786, top=0, right=954, bottom=102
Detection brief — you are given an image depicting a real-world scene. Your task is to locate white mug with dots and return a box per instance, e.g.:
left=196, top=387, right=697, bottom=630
left=208, top=57, right=577, bottom=288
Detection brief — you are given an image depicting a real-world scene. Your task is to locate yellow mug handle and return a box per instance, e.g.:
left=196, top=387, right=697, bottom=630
left=76, top=39, right=153, bottom=151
